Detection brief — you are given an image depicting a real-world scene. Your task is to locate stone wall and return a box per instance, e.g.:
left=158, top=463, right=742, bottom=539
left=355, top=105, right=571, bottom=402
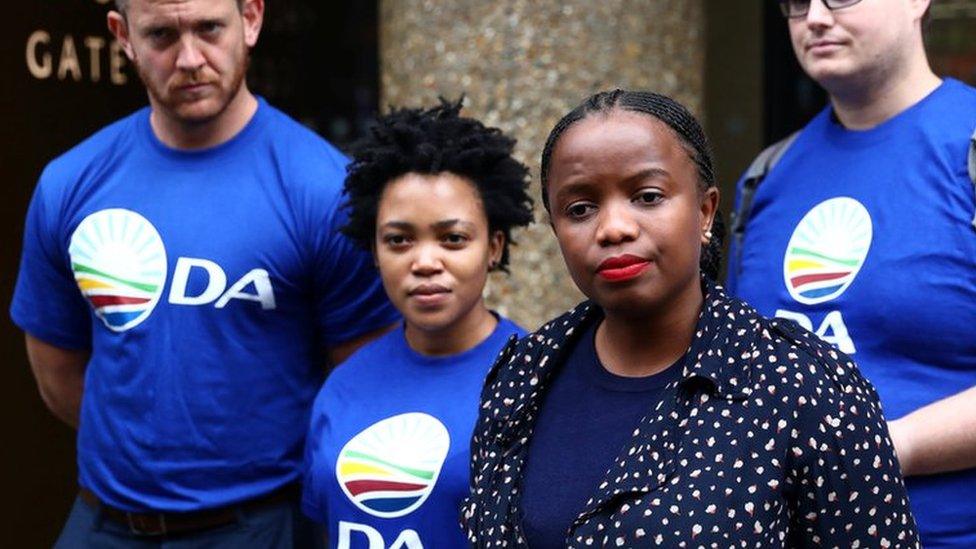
left=380, top=0, right=705, bottom=329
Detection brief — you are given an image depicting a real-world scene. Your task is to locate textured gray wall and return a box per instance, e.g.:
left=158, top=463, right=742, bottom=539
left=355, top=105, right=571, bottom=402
left=380, top=0, right=705, bottom=330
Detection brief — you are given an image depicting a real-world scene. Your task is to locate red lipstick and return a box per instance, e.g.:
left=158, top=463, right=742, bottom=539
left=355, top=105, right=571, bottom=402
left=597, top=254, right=650, bottom=282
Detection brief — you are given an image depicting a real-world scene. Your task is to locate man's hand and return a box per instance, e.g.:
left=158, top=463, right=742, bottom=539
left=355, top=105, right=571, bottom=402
left=25, top=334, right=89, bottom=429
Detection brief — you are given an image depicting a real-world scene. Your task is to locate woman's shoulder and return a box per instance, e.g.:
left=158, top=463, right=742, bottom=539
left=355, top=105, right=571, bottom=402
left=739, top=297, right=881, bottom=409
left=711, top=291, right=891, bottom=470
left=489, top=302, right=597, bottom=373
left=478, top=302, right=599, bottom=411
left=700, top=284, right=877, bottom=407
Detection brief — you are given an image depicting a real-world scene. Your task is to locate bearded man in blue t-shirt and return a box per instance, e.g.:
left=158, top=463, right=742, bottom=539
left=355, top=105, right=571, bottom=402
left=10, top=0, right=398, bottom=546
left=728, top=0, right=976, bottom=546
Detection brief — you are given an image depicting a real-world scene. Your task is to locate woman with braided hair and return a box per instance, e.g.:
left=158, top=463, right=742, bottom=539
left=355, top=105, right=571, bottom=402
left=301, top=99, right=533, bottom=547
left=461, top=90, right=919, bottom=547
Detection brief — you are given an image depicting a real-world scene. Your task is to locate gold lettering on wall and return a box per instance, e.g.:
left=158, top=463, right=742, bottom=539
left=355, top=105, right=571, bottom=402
left=84, top=36, right=106, bottom=82
left=58, top=36, right=82, bottom=81
left=110, top=40, right=128, bottom=85
left=26, top=31, right=53, bottom=79
left=25, top=30, right=130, bottom=86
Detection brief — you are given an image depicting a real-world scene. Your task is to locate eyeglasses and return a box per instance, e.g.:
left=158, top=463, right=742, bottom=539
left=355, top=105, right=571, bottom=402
left=778, top=0, right=864, bottom=18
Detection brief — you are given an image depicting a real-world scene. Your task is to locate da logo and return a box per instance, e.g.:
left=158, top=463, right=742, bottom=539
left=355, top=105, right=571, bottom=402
left=336, top=413, right=450, bottom=519
left=783, top=197, right=872, bottom=305
left=68, top=209, right=167, bottom=331
left=69, top=208, right=277, bottom=331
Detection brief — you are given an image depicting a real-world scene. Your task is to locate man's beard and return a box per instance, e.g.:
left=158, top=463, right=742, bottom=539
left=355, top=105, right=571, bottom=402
left=136, top=53, right=250, bottom=127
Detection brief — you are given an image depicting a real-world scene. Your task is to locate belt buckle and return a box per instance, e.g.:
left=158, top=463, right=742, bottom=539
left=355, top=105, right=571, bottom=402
left=126, top=512, right=167, bottom=536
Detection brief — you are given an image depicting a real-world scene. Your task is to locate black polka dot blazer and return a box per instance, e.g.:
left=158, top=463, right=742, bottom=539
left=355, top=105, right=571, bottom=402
left=461, top=281, right=919, bottom=548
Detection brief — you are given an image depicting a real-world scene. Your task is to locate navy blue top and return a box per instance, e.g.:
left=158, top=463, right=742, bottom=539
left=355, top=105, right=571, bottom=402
left=521, top=321, right=682, bottom=547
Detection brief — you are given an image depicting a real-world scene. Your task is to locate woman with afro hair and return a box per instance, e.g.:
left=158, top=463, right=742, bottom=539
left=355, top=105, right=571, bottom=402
left=301, top=99, right=533, bottom=547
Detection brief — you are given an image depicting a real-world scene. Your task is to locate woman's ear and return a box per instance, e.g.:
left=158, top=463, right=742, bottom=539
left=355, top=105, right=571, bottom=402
left=700, top=187, right=720, bottom=245
left=488, top=231, right=505, bottom=271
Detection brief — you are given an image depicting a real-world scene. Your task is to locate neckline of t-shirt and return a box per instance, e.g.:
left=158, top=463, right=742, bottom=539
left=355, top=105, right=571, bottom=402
left=580, top=321, right=684, bottom=393
left=396, top=314, right=516, bottom=368
left=136, top=96, right=271, bottom=163
left=820, top=78, right=956, bottom=148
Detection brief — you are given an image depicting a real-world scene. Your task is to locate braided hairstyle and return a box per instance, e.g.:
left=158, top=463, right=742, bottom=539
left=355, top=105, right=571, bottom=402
left=342, top=98, right=534, bottom=273
left=540, top=90, right=724, bottom=280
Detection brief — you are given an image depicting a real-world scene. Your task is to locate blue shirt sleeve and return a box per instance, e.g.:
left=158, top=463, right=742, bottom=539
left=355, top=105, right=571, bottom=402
left=311, top=197, right=399, bottom=347
left=271, top=113, right=400, bottom=349
left=10, top=169, right=92, bottom=349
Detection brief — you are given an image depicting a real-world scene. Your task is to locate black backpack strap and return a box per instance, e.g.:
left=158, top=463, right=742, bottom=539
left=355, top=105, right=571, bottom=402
left=969, top=126, right=976, bottom=230
left=729, top=131, right=800, bottom=276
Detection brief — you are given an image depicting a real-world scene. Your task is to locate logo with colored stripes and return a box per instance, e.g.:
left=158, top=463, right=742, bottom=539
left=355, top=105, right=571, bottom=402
left=783, top=197, right=872, bottom=305
left=68, top=209, right=167, bottom=331
left=336, top=413, right=450, bottom=518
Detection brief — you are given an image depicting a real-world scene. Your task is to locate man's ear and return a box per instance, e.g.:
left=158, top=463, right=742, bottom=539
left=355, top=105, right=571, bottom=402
left=107, top=10, right=136, bottom=61
left=241, top=0, right=265, bottom=48
left=908, top=0, right=932, bottom=22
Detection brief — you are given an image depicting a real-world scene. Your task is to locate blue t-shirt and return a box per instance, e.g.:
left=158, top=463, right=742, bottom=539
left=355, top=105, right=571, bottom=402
left=10, top=98, right=399, bottom=512
left=520, top=320, right=681, bottom=548
left=728, top=78, right=976, bottom=547
left=302, top=316, right=524, bottom=548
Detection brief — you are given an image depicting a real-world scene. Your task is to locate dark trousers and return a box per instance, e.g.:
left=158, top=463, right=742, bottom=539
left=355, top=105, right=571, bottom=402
left=54, top=495, right=324, bottom=549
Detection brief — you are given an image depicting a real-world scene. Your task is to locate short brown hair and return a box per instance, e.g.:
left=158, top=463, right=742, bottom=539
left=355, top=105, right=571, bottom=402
left=114, top=0, right=244, bottom=14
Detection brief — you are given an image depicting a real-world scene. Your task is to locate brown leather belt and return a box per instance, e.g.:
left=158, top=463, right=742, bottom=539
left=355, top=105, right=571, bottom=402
left=78, top=483, right=301, bottom=537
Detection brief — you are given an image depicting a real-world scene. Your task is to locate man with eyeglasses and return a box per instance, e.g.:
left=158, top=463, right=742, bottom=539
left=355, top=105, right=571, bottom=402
left=727, top=0, right=976, bottom=545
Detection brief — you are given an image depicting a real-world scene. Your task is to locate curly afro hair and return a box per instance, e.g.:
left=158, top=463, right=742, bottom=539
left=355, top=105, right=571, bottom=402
left=342, top=98, right=534, bottom=273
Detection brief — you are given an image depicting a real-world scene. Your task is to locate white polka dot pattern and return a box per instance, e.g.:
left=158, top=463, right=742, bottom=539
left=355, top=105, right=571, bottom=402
left=460, top=281, right=919, bottom=548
